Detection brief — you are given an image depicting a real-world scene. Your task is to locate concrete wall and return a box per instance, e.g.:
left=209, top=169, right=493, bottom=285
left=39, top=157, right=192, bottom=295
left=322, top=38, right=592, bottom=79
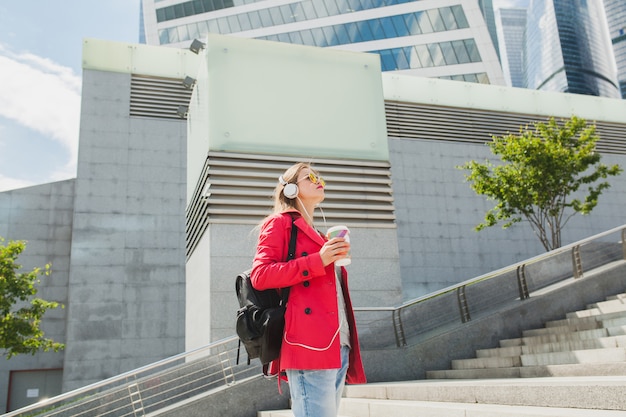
left=61, top=69, right=187, bottom=391
left=0, top=180, right=74, bottom=412
left=390, top=138, right=626, bottom=300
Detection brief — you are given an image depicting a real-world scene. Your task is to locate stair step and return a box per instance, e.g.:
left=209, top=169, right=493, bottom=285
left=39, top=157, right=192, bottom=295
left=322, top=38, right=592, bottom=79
left=453, top=347, right=626, bottom=370
left=344, top=377, right=626, bottom=410
left=521, top=347, right=626, bottom=366
left=477, top=335, right=626, bottom=358
left=427, top=362, right=626, bottom=379
left=550, top=310, right=626, bottom=327
left=339, top=398, right=626, bottom=416
left=500, top=328, right=609, bottom=347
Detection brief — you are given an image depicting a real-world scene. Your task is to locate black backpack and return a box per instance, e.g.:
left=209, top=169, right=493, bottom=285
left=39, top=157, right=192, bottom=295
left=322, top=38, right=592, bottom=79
left=235, top=215, right=297, bottom=366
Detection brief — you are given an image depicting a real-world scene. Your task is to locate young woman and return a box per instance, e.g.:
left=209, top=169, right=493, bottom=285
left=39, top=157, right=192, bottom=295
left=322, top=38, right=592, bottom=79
left=250, top=162, right=366, bottom=417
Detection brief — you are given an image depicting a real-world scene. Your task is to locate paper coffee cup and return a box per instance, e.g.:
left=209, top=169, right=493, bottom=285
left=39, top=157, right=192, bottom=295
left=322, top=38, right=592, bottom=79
left=327, top=225, right=351, bottom=266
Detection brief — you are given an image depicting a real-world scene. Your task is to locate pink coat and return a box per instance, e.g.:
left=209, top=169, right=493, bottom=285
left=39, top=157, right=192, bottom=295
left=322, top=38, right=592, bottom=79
left=251, top=211, right=366, bottom=384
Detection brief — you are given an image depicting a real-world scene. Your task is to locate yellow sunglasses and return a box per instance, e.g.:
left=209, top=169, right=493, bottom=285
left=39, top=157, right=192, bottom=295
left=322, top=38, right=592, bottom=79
left=298, top=172, right=326, bottom=187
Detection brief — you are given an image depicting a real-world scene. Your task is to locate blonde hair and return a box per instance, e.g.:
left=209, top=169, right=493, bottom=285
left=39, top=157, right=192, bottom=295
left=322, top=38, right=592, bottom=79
left=272, top=162, right=311, bottom=214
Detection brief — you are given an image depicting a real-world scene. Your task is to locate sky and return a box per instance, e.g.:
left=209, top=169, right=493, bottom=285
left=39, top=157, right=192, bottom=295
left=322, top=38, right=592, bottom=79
left=0, top=0, right=528, bottom=193
left=0, top=0, right=141, bottom=192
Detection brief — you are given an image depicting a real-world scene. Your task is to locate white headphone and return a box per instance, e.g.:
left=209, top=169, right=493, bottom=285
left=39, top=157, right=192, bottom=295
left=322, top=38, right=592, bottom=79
left=279, top=175, right=298, bottom=199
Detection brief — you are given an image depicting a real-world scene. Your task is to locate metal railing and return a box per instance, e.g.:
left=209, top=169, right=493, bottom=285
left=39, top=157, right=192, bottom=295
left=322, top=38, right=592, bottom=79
left=354, top=224, right=626, bottom=349
left=4, top=224, right=625, bottom=417
left=3, top=337, right=259, bottom=417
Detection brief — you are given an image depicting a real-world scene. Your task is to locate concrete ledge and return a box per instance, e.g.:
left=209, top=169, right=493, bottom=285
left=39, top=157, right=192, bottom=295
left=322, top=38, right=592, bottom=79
left=343, top=376, right=626, bottom=411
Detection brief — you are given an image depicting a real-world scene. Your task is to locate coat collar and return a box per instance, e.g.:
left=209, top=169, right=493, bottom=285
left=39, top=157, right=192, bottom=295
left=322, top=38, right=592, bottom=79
left=285, top=210, right=326, bottom=245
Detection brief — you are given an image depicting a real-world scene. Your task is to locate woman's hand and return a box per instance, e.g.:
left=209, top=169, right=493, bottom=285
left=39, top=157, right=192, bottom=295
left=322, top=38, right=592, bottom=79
left=319, top=237, right=350, bottom=267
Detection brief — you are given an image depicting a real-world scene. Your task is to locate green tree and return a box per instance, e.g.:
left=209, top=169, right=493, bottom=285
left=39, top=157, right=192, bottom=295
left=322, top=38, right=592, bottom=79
left=458, top=116, right=623, bottom=251
left=0, top=237, right=64, bottom=358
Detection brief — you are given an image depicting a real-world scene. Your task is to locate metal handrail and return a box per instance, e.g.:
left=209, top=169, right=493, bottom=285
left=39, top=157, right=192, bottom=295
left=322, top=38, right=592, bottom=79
left=354, top=224, right=626, bottom=346
left=2, top=336, right=253, bottom=417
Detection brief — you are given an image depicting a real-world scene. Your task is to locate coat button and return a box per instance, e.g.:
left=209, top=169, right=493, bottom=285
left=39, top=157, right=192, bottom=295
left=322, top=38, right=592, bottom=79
left=304, top=308, right=312, bottom=314
left=303, top=270, right=309, bottom=276
left=303, top=281, right=310, bottom=287
left=302, top=252, right=308, bottom=256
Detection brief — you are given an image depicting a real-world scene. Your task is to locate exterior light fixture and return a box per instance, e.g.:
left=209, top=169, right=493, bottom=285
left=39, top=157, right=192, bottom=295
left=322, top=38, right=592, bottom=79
left=182, top=76, right=197, bottom=90
left=177, top=105, right=189, bottom=119
left=189, top=39, right=206, bottom=54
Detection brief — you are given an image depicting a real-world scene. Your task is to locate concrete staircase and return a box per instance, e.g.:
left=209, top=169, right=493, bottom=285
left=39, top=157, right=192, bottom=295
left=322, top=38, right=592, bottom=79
left=258, top=292, right=626, bottom=416
left=427, top=292, right=626, bottom=379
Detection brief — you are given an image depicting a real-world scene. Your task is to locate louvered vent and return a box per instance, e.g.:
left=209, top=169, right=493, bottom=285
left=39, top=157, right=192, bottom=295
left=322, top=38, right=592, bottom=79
left=130, top=75, right=193, bottom=119
left=385, top=101, right=626, bottom=155
left=186, top=152, right=395, bottom=257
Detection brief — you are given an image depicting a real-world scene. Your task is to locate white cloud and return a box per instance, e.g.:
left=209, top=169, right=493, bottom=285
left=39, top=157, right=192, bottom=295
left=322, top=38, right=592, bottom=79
left=0, top=174, right=36, bottom=192
left=0, top=43, right=81, bottom=175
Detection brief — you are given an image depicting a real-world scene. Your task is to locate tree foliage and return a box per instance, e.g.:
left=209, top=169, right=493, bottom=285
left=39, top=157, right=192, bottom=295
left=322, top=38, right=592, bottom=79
left=0, top=237, right=65, bottom=358
left=458, top=116, right=623, bottom=251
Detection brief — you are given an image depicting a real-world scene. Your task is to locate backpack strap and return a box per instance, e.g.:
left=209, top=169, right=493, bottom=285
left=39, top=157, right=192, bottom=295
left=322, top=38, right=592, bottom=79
left=280, top=214, right=298, bottom=305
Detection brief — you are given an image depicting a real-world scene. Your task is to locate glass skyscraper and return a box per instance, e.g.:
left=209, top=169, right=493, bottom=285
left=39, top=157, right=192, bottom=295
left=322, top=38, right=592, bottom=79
left=496, top=8, right=526, bottom=88
left=524, top=0, right=620, bottom=98
left=140, top=0, right=505, bottom=85
left=603, top=0, right=626, bottom=98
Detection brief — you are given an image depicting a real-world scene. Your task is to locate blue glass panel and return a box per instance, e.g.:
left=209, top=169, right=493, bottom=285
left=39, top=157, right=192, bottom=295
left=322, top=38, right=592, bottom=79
left=359, top=20, right=374, bottom=41
left=238, top=13, right=252, bottom=31
left=335, top=24, right=350, bottom=44
left=345, top=22, right=362, bottom=43
left=322, top=26, right=337, bottom=44
left=325, top=0, right=339, bottom=15
left=289, top=31, right=304, bottom=45
left=208, top=19, right=220, bottom=33
left=440, top=7, right=458, bottom=30
left=440, top=41, right=457, bottom=65
left=391, top=15, right=408, bottom=37
left=464, top=39, right=481, bottom=62
left=379, top=49, right=396, bottom=71
left=277, top=33, right=290, bottom=42
left=301, top=1, right=317, bottom=19
left=159, top=29, right=169, bottom=44
left=196, top=20, right=209, bottom=37
left=311, top=27, right=327, bottom=46
left=368, top=19, right=385, bottom=40
left=415, top=44, right=433, bottom=67
left=280, top=5, right=296, bottom=23
left=428, top=43, right=445, bottom=66
left=258, top=9, right=273, bottom=26
left=452, top=40, right=470, bottom=64
left=228, top=15, right=240, bottom=32
left=427, top=9, right=445, bottom=32
left=404, top=13, right=420, bottom=35
left=407, top=46, right=422, bottom=68
left=174, top=4, right=185, bottom=18
left=270, top=7, right=284, bottom=25
left=217, top=17, right=230, bottom=33
left=192, top=0, right=203, bottom=13
left=394, top=47, right=409, bottom=70
left=248, top=11, right=262, bottom=29
left=313, top=1, right=329, bottom=18
left=300, top=29, right=315, bottom=45
left=290, top=3, right=306, bottom=22
left=416, top=11, right=433, bottom=34
left=346, top=0, right=362, bottom=13
left=188, top=22, right=201, bottom=39
left=168, top=27, right=180, bottom=43
left=184, top=2, right=194, bottom=15
left=381, top=16, right=398, bottom=38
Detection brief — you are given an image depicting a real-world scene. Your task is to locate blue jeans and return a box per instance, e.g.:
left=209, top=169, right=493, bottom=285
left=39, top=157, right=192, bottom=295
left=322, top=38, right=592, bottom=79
left=285, top=346, right=350, bottom=417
